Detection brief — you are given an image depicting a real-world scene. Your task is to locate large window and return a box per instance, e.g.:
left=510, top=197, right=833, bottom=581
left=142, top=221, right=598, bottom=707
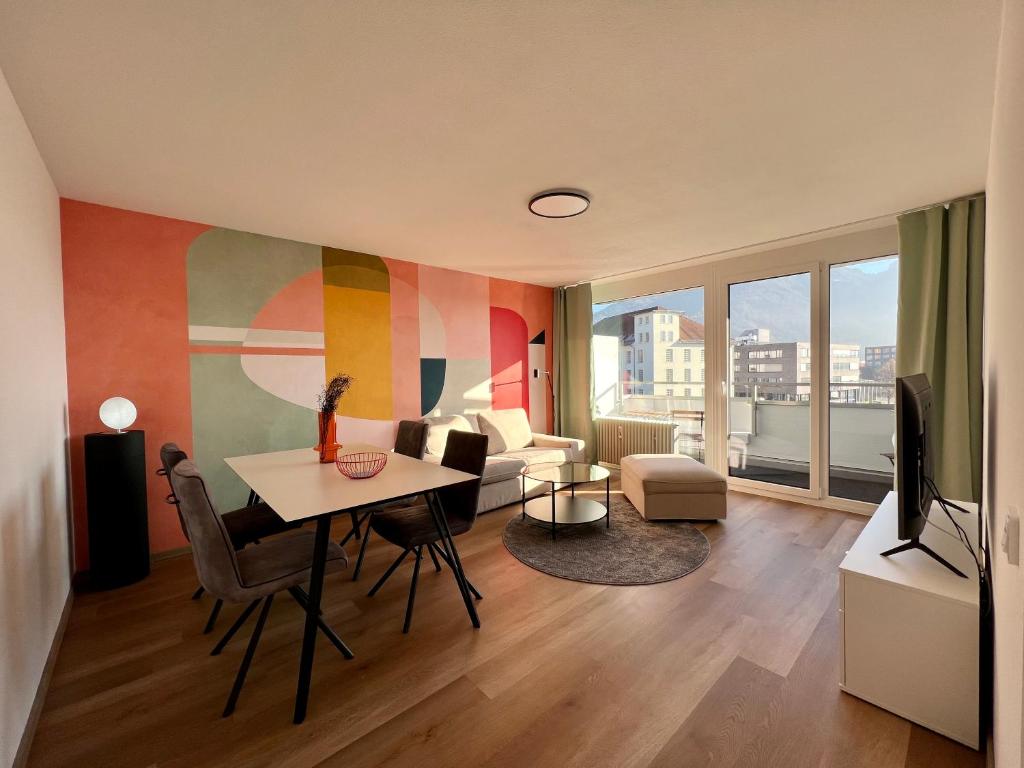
left=828, top=256, right=899, bottom=503
left=593, top=286, right=706, bottom=462
left=727, top=273, right=812, bottom=490
left=591, top=233, right=899, bottom=512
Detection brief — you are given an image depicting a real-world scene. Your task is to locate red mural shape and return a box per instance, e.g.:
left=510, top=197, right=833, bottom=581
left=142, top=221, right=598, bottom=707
left=489, top=307, right=529, bottom=414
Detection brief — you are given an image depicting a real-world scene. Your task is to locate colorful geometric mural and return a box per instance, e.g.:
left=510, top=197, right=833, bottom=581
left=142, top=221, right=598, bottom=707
left=60, top=200, right=553, bottom=560
left=184, top=229, right=554, bottom=510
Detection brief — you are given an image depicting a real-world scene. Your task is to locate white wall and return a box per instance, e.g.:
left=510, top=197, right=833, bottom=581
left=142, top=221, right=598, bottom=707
left=0, top=67, right=70, bottom=767
left=985, top=2, right=1024, bottom=766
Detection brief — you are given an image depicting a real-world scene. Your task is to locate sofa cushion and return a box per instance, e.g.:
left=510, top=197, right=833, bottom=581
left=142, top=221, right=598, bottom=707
left=621, top=454, right=726, bottom=495
left=476, top=408, right=533, bottom=455
left=422, top=414, right=475, bottom=457
left=423, top=452, right=527, bottom=484
left=499, top=447, right=573, bottom=468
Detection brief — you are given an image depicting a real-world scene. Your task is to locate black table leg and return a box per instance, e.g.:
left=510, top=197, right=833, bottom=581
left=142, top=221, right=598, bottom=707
left=294, top=514, right=331, bottom=724
left=426, top=491, right=479, bottom=628
left=606, top=475, right=610, bottom=527
left=551, top=483, right=556, bottom=541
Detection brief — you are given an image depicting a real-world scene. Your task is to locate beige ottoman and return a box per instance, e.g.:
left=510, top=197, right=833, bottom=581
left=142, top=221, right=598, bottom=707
left=621, top=454, right=727, bottom=521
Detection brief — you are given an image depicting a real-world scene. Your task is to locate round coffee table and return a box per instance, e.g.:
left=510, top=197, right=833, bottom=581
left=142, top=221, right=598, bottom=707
left=520, top=462, right=611, bottom=540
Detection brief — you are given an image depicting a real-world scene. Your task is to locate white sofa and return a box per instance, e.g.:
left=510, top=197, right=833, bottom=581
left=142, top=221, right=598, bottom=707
left=421, top=408, right=586, bottom=514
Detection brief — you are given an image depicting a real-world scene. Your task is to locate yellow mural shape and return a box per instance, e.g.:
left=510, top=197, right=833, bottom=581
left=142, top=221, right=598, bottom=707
left=322, top=248, right=393, bottom=420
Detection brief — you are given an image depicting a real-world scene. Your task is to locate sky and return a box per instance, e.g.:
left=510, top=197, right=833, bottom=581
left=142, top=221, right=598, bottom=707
left=594, top=256, right=899, bottom=349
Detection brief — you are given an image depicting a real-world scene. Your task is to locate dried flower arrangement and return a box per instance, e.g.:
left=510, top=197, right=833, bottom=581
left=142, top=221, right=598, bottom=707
left=315, top=373, right=353, bottom=462
left=318, top=373, right=354, bottom=418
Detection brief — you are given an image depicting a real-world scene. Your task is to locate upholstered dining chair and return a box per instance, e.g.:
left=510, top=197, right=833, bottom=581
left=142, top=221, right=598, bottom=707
left=157, top=443, right=301, bottom=633
left=345, top=420, right=429, bottom=578
left=168, top=458, right=354, bottom=717
left=365, top=430, right=487, bottom=633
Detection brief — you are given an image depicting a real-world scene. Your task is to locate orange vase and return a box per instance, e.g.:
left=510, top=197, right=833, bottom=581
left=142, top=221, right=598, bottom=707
left=316, top=412, right=341, bottom=463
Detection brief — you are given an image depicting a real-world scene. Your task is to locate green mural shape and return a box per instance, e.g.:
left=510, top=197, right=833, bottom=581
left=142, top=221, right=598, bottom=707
left=190, top=353, right=316, bottom=510
left=187, top=229, right=322, bottom=328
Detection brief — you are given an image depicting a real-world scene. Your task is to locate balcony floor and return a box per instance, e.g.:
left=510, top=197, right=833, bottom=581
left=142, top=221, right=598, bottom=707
left=729, top=465, right=892, bottom=504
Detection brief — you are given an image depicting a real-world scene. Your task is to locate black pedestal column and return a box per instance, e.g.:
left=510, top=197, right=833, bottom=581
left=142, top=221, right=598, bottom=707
left=84, top=430, right=150, bottom=589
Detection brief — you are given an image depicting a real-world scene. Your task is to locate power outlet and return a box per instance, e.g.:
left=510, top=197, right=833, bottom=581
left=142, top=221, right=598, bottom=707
left=1002, top=508, right=1020, bottom=566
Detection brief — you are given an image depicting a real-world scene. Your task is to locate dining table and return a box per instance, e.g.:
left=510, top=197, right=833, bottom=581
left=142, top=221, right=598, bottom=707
left=224, top=442, right=481, bottom=724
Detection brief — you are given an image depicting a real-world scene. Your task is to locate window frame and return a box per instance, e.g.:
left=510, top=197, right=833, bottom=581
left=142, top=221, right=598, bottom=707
left=591, top=224, right=899, bottom=515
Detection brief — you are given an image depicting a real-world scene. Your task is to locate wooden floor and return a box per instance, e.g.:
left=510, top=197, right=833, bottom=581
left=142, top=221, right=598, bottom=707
left=28, top=479, right=983, bottom=768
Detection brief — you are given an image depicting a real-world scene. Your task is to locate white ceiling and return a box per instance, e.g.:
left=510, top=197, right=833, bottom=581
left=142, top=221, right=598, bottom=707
left=0, top=1, right=1003, bottom=287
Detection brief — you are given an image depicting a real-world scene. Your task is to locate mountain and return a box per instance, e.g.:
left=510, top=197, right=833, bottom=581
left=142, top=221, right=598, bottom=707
left=593, top=289, right=705, bottom=325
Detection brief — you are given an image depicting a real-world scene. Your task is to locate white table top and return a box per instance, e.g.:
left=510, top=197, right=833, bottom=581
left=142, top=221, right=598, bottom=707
left=224, top=444, right=478, bottom=523
left=840, top=491, right=980, bottom=608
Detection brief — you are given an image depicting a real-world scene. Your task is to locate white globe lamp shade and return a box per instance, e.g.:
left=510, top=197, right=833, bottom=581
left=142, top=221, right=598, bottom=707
left=99, top=397, right=137, bottom=433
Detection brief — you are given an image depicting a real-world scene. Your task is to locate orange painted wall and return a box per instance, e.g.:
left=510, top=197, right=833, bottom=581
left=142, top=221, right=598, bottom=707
left=60, top=199, right=210, bottom=569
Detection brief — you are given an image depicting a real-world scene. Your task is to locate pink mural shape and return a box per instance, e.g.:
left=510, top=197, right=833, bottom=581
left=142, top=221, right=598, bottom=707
left=489, top=307, right=529, bottom=414
left=418, top=264, right=490, bottom=360
left=250, top=269, right=324, bottom=331
left=240, top=268, right=326, bottom=410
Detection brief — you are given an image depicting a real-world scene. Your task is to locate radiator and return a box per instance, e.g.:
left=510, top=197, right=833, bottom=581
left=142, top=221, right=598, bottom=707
left=595, top=417, right=677, bottom=465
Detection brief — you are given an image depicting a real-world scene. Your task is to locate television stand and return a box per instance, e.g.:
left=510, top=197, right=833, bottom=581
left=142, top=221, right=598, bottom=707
left=839, top=491, right=980, bottom=748
left=880, top=537, right=968, bottom=578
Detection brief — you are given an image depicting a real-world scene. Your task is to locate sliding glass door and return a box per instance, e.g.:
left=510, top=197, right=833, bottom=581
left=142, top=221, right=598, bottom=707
left=826, top=255, right=899, bottom=503
left=726, top=272, right=814, bottom=490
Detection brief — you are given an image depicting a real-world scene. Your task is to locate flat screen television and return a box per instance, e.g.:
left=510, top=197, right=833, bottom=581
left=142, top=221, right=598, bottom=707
left=895, top=373, right=935, bottom=539
left=884, top=373, right=966, bottom=577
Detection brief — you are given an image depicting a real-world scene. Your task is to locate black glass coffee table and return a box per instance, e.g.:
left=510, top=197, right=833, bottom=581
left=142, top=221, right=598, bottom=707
left=521, top=462, right=611, bottom=540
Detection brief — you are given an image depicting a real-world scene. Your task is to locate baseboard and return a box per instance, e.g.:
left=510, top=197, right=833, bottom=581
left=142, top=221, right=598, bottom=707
left=151, top=543, right=192, bottom=562
left=13, top=587, right=74, bottom=768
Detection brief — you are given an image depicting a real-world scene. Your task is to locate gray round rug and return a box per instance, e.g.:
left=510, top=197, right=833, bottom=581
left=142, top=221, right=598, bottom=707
left=502, top=496, right=711, bottom=585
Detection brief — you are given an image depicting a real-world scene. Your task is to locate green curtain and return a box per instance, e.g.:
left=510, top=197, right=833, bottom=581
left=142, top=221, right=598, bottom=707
left=896, top=197, right=984, bottom=502
left=553, top=283, right=596, bottom=462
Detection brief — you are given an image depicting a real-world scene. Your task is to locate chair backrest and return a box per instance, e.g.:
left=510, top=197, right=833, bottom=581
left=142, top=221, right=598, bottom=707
left=394, top=420, right=428, bottom=459
left=158, top=442, right=191, bottom=541
left=437, top=431, right=488, bottom=527
left=168, top=459, right=246, bottom=602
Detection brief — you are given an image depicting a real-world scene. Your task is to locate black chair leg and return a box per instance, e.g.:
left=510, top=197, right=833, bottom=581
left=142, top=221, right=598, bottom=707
left=203, top=599, right=223, bottom=634
left=403, top=547, right=423, bottom=634
left=340, top=510, right=371, bottom=547
left=426, top=542, right=442, bottom=572
left=211, top=599, right=260, bottom=656
left=287, top=587, right=355, bottom=660
left=191, top=585, right=205, bottom=600
left=223, top=595, right=273, bottom=717
left=352, top=521, right=373, bottom=581
left=368, top=549, right=410, bottom=596
left=431, top=543, right=482, bottom=600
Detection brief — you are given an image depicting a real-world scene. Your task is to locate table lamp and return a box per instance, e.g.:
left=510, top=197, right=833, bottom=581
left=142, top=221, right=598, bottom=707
left=99, top=396, right=137, bottom=433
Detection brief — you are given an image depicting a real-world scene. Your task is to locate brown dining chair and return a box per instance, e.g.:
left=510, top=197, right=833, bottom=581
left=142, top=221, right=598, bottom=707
left=157, top=442, right=301, bottom=633
left=346, top=420, right=428, bottom=578
left=168, top=458, right=354, bottom=717
left=365, top=430, right=487, bottom=633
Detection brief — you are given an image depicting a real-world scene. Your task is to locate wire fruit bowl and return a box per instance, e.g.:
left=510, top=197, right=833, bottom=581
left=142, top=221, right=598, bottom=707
left=335, top=451, right=387, bottom=479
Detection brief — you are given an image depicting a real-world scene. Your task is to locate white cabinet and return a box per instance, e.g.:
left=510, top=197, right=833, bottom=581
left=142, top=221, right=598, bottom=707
left=839, top=491, right=981, bottom=749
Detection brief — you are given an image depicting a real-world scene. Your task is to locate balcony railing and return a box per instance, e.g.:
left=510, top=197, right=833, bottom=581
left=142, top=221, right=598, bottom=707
left=594, top=379, right=896, bottom=502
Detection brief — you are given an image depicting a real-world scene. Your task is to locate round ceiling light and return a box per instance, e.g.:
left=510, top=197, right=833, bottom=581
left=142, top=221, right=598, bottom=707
left=528, top=190, right=590, bottom=218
